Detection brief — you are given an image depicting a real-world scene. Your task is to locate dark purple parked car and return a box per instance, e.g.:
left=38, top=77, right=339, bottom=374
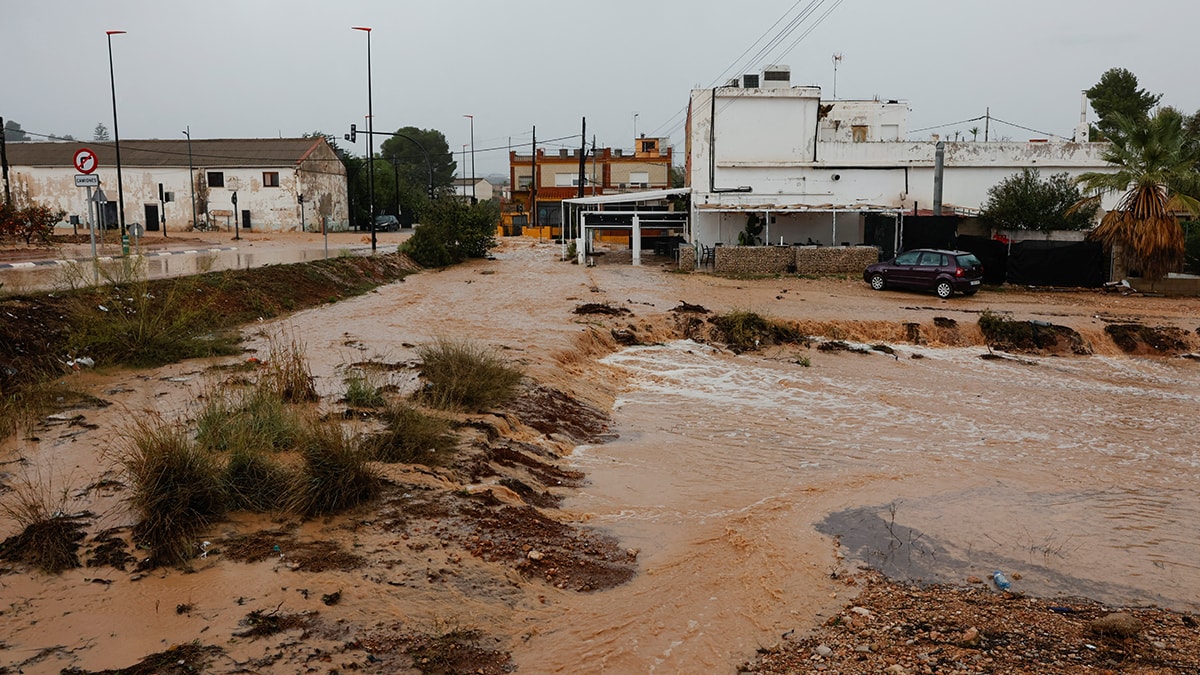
left=863, top=249, right=984, bottom=299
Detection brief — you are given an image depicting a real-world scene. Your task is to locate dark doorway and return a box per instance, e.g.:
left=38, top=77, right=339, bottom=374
left=901, top=215, right=959, bottom=252
left=101, top=203, right=118, bottom=229
left=864, top=213, right=897, bottom=260
left=241, top=210, right=252, bottom=230
left=144, top=204, right=159, bottom=231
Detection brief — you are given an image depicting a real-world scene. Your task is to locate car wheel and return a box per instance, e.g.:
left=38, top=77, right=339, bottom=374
left=935, top=280, right=953, bottom=299
left=869, top=273, right=886, bottom=291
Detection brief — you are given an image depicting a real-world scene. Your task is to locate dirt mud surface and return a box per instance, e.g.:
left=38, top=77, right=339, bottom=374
left=2, top=238, right=1200, bottom=673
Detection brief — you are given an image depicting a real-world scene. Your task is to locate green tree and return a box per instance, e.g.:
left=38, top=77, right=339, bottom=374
left=1076, top=110, right=1200, bottom=281
left=670, top=163, right=686, bottom=188
left=93, top=123, right=110, bottom=141
left=1087, top=68, right=1161, bottom=141
left=3, top=119, right=30, bottom=142
left=979, top=168, right=1097, bottom=231
left=379, top=127, right=456, bottom=195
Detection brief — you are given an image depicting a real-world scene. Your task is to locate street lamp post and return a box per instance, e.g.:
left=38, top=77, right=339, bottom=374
left=463, top=114, right=476, bottom=202
left=183, top=127, right=197, bottom=231
left=106, top=30, right=127, bottom=240
left=352, top=26, right=376, bottom=252
left=461, top=144, right=468, bottom=199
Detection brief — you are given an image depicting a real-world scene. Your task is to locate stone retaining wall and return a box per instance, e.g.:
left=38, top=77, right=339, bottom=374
left=677, top=244, right=696, bottom=272
left=713, top=246, right=794, bottom=274
left=795, top=246, right=879, bottom=274
left=702, top=245, right=879, bottom=275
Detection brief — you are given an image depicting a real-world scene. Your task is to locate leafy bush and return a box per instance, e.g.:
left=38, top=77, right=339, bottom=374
left=402, top=199, right=499, bottom=267
left=0, top=201, right=64, bottom=245
left=1184, top=220, right=1200, bottom=275
left=370, top=402, right=455, bottom=464
left=123, top=419, right=226, bottom=564
left=979, top=168, right=1097, bottom=231
left=416, top=338, right=523, bottom=411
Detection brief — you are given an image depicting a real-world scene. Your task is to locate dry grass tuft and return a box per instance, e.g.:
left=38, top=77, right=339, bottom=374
left=260, top=330, right=318, bottom=404
left=122, top=417, right=226, bottom=565
left=369, top=402, right=456, bottom=464
left=416, top=338, right=524, bottom=412
left=287, top=421, right=380, bottom=516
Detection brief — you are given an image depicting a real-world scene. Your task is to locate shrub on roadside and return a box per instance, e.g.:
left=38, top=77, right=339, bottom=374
left=401, top=199, right=499, bottom=267
left=415, top=338, right=523, bottom=412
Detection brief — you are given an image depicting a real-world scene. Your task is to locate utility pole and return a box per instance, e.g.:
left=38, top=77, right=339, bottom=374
left=531, top=126, right=538, bottom=230
left=576, top=117, right=587, bottom=199
left=984, top=107, right=990, bottom=142
left=0, top=116, right=10, bottom=205
left=575, top=117, right=587, bottom=245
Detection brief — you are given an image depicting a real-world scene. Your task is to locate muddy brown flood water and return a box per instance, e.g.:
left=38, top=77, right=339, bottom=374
left=2, top=240, right=1199, bottom=673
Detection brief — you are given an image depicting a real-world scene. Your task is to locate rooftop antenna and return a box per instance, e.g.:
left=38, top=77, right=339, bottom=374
left=832, top=53, right=844, bottom=99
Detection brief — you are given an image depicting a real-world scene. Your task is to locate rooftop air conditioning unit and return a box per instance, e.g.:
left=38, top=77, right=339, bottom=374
left=741, top=73, right=760, bottom=88
left=762, top=65, right=791, bottom=89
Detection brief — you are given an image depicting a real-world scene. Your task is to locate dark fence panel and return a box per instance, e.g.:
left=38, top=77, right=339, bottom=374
left=902, top=216, right=959, bottom=252
left=1007, top=240, right=1107, bottom=287
left=954, top=235, right=1008, bottom=285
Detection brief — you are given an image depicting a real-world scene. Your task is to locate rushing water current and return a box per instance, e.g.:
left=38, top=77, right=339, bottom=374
left=514, top=339, right=1200, bottom=671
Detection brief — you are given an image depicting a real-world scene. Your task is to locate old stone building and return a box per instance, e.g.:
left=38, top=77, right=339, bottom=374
left=4, top=137, right=348, bottom=233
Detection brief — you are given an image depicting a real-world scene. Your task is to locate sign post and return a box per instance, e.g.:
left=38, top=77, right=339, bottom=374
left=74, top=149, right=101, bottom=278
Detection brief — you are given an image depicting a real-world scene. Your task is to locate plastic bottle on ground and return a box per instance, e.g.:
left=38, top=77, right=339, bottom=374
left=993, top=570, right=1012, bottom=591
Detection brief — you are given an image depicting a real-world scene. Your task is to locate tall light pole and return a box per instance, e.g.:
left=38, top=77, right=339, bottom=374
left=182, top=127, right=197, bottom=230
left=106, top=30, right=127, bottom=238
left=461, top=144, right=468, bottom=198
left=352, top=25, right=376, bottom=252
left=463, top=114, right=476, bottom=202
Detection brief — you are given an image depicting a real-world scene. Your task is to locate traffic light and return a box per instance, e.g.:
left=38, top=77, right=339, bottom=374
left=345, top=124, right=357, bottom=143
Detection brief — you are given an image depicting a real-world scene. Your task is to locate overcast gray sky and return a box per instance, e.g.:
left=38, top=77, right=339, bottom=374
left=6, top=0, right=1198, bottom=177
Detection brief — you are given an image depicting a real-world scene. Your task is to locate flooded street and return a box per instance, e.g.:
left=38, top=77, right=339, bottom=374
left=2, top=240, right=1199, bottom=673
left=0, top=231, right=405, bottom=292
left=510, top=338, right=1200, bottom=671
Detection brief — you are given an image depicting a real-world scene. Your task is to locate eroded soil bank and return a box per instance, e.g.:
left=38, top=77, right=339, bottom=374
left=3, top=240, right=1200, bottom=673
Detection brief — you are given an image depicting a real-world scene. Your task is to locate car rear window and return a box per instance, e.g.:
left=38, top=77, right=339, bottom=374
left=956, top=254, right=981, bottom=267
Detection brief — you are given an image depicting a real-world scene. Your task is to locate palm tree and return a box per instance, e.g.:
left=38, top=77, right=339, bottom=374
left=1076, top=110, right=1200, bottom=281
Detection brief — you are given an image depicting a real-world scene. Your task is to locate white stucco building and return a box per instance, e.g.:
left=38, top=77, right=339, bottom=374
left=686, top=66, right=1117, bottom=253
left=5, top=137, right=349, bottom=233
